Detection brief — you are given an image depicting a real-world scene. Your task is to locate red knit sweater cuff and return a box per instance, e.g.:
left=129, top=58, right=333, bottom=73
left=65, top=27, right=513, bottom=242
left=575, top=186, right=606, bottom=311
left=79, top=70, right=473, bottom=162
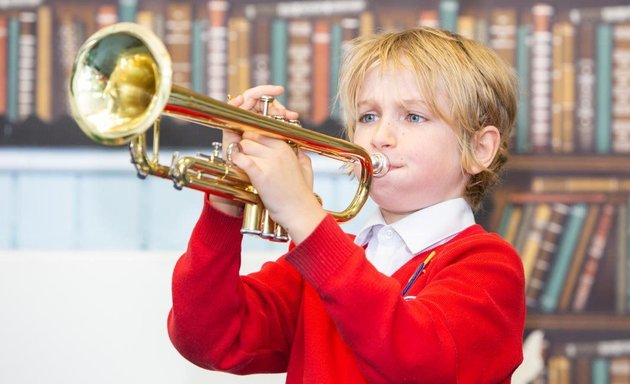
left=285, top=214, right=358, bottom=288
left=193, top=193, right=244, bottom=248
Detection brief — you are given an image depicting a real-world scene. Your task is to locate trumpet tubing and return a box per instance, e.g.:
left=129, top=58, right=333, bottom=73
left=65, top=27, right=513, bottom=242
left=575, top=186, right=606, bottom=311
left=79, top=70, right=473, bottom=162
left=69, top=22, right=388, bottom=242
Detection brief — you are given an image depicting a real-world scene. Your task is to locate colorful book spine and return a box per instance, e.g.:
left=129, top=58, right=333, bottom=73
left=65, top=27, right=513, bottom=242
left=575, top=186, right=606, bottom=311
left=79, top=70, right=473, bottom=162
left=530, top=3, right=554, bottom=153
left=526, top=203, right=570, bottom=308
left=227, top=17, right=251, bottom=97
left=166, top=2, right=193, bottom=89
left=488, top=8, right=517, bottom=68
left=17, top=11, right=36, bottom=122
left=595, top=23, right=613, bottom=154
left=574, top=21, right=596, bottom=152
left=612, top=23, right=630, bottom=153
left=118, top=0, right=138, bottom=23
left=97, top=4, right=118, bottom=29
left=287, top=19, right=312, bottom=119
left=439, top=0, right=459, bottom=32
left=270, top=19, right=288, bottom=105
left=251, top=17, right=271, bottom=87
left=515, top=24, right=531, bottom=153
left=206, top=0, right=229, bottom=101
left=616, top=203, right=628, bottom=314
left=311, top=19, right=331, bottom=125
left=573, top=203, right=616, bottom=311
left=539, top=203, right=587, bottom=313
left=6, top=16, right=18, bottom=123
left=560, top=22, right=575, bottom=153
left=329, top=22, right=342, bottom=120
left=191, top=19, right=205, bottom=94
left=557, top=204, right=600, bottom=312
left=36, top=5, right=53, bottom=123
left=521, top=203, right=552, bottom=283
left=0, top=14, right=7, bottom=116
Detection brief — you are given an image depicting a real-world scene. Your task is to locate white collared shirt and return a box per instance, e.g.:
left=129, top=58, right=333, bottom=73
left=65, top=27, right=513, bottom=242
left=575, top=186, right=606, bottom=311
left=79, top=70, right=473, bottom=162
left=353, top=198, right=476, bottom=276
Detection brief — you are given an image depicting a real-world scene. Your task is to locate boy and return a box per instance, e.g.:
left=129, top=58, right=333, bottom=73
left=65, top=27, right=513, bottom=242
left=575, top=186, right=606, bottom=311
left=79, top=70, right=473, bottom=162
left=168, top=27, right=525, bottom=383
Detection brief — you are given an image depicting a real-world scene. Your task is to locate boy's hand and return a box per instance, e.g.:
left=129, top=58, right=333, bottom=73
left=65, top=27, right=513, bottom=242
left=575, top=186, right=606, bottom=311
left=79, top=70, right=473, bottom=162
left=224, top=85, right=326, bottom=244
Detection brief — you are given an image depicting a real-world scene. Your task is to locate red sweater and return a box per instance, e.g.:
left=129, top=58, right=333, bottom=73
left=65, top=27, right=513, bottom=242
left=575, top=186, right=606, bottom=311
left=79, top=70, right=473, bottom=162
left=168, top=199, right=526, bottom=383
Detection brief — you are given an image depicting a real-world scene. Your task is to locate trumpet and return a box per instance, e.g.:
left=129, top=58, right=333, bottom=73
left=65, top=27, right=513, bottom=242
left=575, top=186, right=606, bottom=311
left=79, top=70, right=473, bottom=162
left=68, top=22, right=388, bottom=242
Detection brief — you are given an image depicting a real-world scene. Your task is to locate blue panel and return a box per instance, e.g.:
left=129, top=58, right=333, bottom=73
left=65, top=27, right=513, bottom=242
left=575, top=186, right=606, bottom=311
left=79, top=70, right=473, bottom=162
left=78, top=173, right=143, bottom=250
left=143, top=178, right=202, bottom=251
left=0, top=173, right=15, bottom=248
left=16, top=173, right=79, bottom=249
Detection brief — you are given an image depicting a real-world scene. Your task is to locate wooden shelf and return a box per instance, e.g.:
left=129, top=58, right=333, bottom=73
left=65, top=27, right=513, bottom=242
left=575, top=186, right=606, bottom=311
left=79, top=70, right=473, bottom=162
left=507, top=155, right=630, bottom=174
left=527, top=314, right=630, bottom=332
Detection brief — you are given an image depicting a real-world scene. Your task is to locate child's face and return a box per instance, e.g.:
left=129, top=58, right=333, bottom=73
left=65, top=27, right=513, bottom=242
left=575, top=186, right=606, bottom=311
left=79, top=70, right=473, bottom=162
left=352, top=66, right=469, bottom=223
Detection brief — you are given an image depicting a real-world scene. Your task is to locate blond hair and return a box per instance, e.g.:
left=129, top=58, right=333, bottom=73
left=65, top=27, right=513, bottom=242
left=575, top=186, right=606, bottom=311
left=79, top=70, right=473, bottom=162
left=337, top=27, right=518, bottom=210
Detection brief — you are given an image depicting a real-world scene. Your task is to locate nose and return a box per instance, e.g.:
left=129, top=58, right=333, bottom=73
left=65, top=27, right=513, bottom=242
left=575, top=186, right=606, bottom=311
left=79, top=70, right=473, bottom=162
left=371, top=118, right=396, bottom=149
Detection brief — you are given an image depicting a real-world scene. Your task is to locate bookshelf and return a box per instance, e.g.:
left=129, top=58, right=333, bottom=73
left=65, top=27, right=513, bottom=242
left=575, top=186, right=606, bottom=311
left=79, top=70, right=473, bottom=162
left=2, top=0, right=630, bottom=381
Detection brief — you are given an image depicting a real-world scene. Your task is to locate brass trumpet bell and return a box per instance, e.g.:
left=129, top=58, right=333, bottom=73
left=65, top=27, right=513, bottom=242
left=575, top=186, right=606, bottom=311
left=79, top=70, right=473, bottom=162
left=69, top=22, right=388, bottom=242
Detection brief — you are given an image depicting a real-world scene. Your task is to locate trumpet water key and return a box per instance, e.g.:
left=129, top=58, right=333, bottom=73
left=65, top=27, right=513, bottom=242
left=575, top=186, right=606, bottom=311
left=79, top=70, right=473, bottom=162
left=68, top=22, right=389, bottom=242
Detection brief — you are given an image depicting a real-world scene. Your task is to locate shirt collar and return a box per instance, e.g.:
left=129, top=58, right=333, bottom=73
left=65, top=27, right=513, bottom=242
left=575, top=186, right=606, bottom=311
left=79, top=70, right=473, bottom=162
left=354, top=198, right=476, bottom=254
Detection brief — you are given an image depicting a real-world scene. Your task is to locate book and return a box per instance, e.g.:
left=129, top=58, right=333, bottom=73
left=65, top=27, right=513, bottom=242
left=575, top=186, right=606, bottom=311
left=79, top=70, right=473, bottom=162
left=515, top=23, right=531, bottom=153
left=97, top=4, right=118, bottom=29
left=526, top=203, right=570, bottom=308
left=560, top=22, right=576, bottom=153
left=118, top=0, right=138, bottom=23
left=270, top=19, right=288, bottom=105
left=574, top=20, right=597, bottom=152
left=596, top=22, right=613, bottom=154
left=251, top=17, right=271, bottom=87
left=0, top=14, right=6, bottom=116
left=573, top=203, right=616, bottom=312
left=529, top=3, right=554, bottom=153
left=206, top=0, right=229, bottom=101
left=592, top=357, right=609, bottom=384
left=488, top=8, right=517, bottom=68
left=6, top=15, right=17, bottom=123
left=531, top=176, right=630, bottom=193
left=35, top=5, right=53, bottom=123
left=617, top=203, right=628, bottom=314
left=311, top=19, right=331, bottom=125
left=17, top=11, right=36, bottom=122
left=557, top=204, right=601, bottom=312
left=612, top=23, right=630, bottom=154
left=439, top=0, right=459, bottom=32
left=191, top=18, right=206, bottom=94
left=539, top=203, right=587, bottom=313
left=521, top=203, right=552, bottom=283
left=547, top=355, right=570, bottom=384
left=286, top=19, right=312, bottom=119
left=165, top=2, right=193, bottom=89
left=227, top=17, right=251, bottom=98
left=566, top=339, right=630, bottom=358
left=243, top=0, right=367, bottom=19
left=610, top=356, right=630, bottom=383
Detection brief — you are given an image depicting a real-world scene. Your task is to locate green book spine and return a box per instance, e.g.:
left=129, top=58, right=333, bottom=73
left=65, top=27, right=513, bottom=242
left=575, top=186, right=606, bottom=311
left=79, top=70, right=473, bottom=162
left=497, top=203, right=513, bottom=238
left=118, top=0, right=138, bottom=22
left=439, top=0, right=459, bottom=32
left=539, top=203, right=588, bottom=313
left=271, top=19, right=288, bottom=105
left=592, top=357, right=609, bottom=384
left=595, top=23, right=613, bottom=154
left=7, top=17, right=18, bottom=124
left=515, top=24, right=530, bottom=153
left=191, top=19, right=206, bottom=94
left=329, top=22, right=342, bottom=120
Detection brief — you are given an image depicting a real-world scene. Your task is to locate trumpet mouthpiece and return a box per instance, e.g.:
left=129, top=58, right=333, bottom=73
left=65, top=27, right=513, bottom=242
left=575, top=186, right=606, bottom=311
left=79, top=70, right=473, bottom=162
left=370, top=152, right=389, bottom=178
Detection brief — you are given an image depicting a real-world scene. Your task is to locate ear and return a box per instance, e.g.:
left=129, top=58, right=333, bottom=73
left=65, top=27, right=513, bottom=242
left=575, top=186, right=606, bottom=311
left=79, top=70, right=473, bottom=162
left=468, top=125, right=500, bottom=175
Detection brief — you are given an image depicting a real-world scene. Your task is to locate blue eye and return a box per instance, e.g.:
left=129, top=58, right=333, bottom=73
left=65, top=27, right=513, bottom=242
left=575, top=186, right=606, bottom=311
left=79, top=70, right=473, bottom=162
left=358, top=113, right=377, bottom=123
left=407, top=113, right=425, bottom=123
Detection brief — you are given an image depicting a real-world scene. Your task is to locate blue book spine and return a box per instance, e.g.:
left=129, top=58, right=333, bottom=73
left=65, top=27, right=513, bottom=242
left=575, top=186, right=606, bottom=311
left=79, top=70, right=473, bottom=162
left=595, top=23, right=613, bottom=154
left=539, top=203, right=588, bottom=313
left=271, top=19, right=288, bottom=105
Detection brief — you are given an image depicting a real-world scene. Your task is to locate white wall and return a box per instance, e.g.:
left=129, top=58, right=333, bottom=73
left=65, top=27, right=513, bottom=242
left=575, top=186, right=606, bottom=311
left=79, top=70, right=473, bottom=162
left=0, top=250, right=286, bottom=384
left=0, top=148, right=376, bottom=383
